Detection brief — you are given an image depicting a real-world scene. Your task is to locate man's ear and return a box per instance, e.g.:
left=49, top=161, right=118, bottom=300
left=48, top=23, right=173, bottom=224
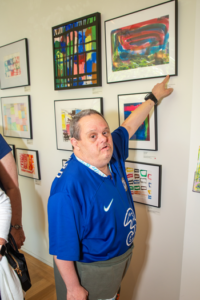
left=70, top=137, right=80, bottom=150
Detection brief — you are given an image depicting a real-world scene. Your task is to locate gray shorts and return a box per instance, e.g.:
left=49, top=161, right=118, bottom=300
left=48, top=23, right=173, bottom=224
left=54, top=244, right=133, bottom=300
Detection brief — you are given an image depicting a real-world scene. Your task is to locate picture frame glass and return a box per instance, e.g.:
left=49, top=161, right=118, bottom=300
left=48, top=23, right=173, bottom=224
left=16, top=149, right=40, bottom=180
left=55, top=97, right=103, bottom=151
left=125, top=161, right=161, bottom=207
left=0, top=39, right=29, bottom=89
left=1, top=95, right=32, bottom=139
left=118, top=93, right=157, bottom=150
left=105, top=0, right=177, bottom=83
left=52, top=13, right=101, bottom=90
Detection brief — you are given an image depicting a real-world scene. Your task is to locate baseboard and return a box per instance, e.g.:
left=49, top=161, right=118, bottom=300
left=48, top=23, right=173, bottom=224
left=21, top=246, right=53, bottom=268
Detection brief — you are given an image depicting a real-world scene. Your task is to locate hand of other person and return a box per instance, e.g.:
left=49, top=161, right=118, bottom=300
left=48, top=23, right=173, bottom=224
left=152, top=75, right=173, bottom=102
left=11, top=227, right=26, bottom=249
left=67, top=285, right=88, bottom=300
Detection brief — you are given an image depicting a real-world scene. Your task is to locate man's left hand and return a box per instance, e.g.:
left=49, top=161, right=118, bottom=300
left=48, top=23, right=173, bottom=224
left=10, top=227, right=26, bottom=249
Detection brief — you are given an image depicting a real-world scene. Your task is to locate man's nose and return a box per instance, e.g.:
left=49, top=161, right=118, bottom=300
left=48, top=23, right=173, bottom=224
left=100, top=134, right=107, bottom=142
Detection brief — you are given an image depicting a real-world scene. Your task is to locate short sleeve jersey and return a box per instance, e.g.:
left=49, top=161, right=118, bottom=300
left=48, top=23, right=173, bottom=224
left=0, top=135, right=11, bottom=191
left=48, top=127, right=136, bottom=262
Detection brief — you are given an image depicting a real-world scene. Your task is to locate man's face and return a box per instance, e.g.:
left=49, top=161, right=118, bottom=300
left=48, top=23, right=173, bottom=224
left=72, top=114, right=113, bottom=169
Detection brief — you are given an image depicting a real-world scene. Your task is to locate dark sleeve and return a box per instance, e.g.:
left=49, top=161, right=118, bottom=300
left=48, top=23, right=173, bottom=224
left=0, top=135, right=11, bottom=159
left=111, top=126, right=129, bottom=161
left=48, top=192, right=81, bottom=261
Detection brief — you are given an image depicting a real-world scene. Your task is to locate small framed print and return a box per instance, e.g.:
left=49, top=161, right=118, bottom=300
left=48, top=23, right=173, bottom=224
left=62, top=159, right=69, bottom=167
left=16, top=148, right=41, bottom=180
left=125, top=160, right=162, bottom=207
left=105, top=0, right=177, bottom=84
left=118, top=93, right=157, bottom=151
left=0, top=38, right=30, bottom=89
left=9, top=144, right=16, bottom=160
left=54, top=97, right=103, bottom=151
left=192, top=172, right=200, bottom=193
left=1, top=95, right=32, bottom=139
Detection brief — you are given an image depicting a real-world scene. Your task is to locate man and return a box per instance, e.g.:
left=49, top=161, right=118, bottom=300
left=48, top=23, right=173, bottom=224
left=48, top=76, right=173, bottom=300
left=0, top=136, right=25, bottom=249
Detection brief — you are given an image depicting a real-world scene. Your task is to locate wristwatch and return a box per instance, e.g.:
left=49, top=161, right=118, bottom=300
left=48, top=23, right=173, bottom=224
left=11, top=224, right=23, bottom=230
left=0, top=245, right=6, bottom=256
left=144, top=92, right=158, bottom=105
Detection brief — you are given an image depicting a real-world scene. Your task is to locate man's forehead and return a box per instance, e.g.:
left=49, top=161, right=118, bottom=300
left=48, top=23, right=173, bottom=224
left=79, top=114, right=109, bottom=132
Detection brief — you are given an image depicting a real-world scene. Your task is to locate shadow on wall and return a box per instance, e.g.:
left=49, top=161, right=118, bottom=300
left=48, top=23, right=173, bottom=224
left=120, top=204, right=152, bottom=300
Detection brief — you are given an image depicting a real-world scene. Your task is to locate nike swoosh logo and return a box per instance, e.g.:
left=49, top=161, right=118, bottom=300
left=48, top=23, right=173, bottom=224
left=104, top=199, right=113, bottom=212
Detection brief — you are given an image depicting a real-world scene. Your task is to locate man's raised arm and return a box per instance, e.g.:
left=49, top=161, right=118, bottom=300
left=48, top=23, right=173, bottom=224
left=121, top=75, right=173, bottom=138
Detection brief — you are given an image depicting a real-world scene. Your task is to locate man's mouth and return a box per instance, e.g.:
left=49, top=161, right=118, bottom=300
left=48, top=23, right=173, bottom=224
left=101, top=144, right=109, bottom=151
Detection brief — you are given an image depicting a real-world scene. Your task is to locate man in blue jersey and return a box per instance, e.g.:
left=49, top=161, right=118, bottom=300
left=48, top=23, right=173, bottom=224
left=48, top=76, right=173, bottom=300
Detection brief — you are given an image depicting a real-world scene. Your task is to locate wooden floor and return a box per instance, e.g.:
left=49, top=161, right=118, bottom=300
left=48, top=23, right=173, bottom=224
left=21, top=251, right=57, bottom=300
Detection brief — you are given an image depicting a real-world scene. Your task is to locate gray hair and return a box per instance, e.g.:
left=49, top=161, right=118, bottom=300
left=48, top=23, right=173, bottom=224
left=70, top=109, right=107, bottom=140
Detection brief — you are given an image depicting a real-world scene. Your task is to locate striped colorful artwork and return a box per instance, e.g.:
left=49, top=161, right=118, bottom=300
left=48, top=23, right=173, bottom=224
left=111, top=16, right=169, bottom=72
left=53, top=13, right=101, bottom=89
left=3, top=103, right=28, bottom=132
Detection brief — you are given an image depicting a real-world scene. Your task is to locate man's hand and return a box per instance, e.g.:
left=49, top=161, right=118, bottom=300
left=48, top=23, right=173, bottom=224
left=10, top=227, right=26, bottom=249
left=67, top=285, right=88, bottom=300
left=152, top=75, right=173, bottom=102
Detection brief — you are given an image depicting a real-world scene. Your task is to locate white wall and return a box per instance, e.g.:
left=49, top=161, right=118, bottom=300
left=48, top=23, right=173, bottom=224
left=0, top=0, right=197, bottom=300
left=179, top=0, right=200, bottom=299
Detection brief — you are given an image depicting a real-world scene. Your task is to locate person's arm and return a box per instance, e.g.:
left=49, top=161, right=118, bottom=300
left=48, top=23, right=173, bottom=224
left=121, top=75, right=173, bottom=138
left=54, top=256, right=88, bottom=300
left=0, top=152, right=25, bottom=249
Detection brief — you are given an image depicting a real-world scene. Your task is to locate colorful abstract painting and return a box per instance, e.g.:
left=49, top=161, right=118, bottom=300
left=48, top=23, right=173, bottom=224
left=61, top=108, right=81, bottom=141
left=16, top=148, right=41, bottom=180
left=1, top=96, right=32, bottom=139
left=118, top=93, right=157, bottom=150
left=125, top=161, right=161, bottom=207
left=111, top=16, right=169, bottom=72
left=105, top=0, right=177, bottom=83
left=52, top=13, right=101, bottom=89
left=124, top=103, right=150, bottom=141
left=4, top=53, right=21, bottom=77
left=0, top=38, right=30, bottom=89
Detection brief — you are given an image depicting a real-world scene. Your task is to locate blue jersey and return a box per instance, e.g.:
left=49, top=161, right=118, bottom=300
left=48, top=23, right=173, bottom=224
left=0, top=135, right=11, bottom=191
left=48, top=127, right=136, bottom=262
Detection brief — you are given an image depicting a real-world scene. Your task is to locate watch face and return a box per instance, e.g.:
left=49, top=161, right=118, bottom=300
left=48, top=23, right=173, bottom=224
left=144, top=93, right=151, bottom=100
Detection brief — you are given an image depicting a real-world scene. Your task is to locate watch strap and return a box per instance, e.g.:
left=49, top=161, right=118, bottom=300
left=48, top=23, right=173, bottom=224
left=144, top=92, right=158, bottom=105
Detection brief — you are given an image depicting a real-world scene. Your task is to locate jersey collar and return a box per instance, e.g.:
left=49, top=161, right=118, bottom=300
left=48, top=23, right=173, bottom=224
left=75, top=155, right=112, bottom=178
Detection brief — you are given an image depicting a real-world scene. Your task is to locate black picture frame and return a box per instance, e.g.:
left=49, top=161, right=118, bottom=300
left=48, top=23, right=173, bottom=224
left=52, top=12, right=102, bottom=90
left=9, top=144, right=16, bottom=160
left=16, top=148, right=41, bottom=180
left=105, top=0, right=178, bottom=84
left=54, top=97, right=103, bottom=151
left=0, top=38, right=30, bottom=89
left=125, top=160, right=162, bottom=207
left=118, top=93, right=157, bottom=151
left=1, top=95, right=33, bottom=139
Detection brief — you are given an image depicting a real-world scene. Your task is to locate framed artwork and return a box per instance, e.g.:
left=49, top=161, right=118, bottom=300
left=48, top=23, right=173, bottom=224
left=118, top=93, right=157, bottom=150
left=62, top=159, right=69, bottom=167
left=52, top=12, right=101, bottom=90
left=125, top=161, right=162, bottom=207
left=1, top=95, right=32, bottom=139
left=192, top=172, right=200, bottom=193
left=16, top=148, right=41, bottom=180
left=9, top=144, right=16, bottom=160
left=105, top=0, right=178, bottom=83
left=54, top=97, right=103, bottom=151
left=0, top=38, right=30, bottom=89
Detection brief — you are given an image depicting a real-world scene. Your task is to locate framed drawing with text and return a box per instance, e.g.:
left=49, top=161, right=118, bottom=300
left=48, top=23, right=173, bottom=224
left=118, top=93, right=157, bottom=151
left=16, top=148, right=41, bottom=180
left=1, top=95, right=32, bottom=139
left=52, top=12, right=101, bottom=90
left=0, top=38, right=30, bottom=89
left=105, top=0, right=177, bottom=84
left=125, top=161, right=162, bottom=207
left=54, top=97, right=103, bottom=151
left=9, top=144, right=16, bottom=160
